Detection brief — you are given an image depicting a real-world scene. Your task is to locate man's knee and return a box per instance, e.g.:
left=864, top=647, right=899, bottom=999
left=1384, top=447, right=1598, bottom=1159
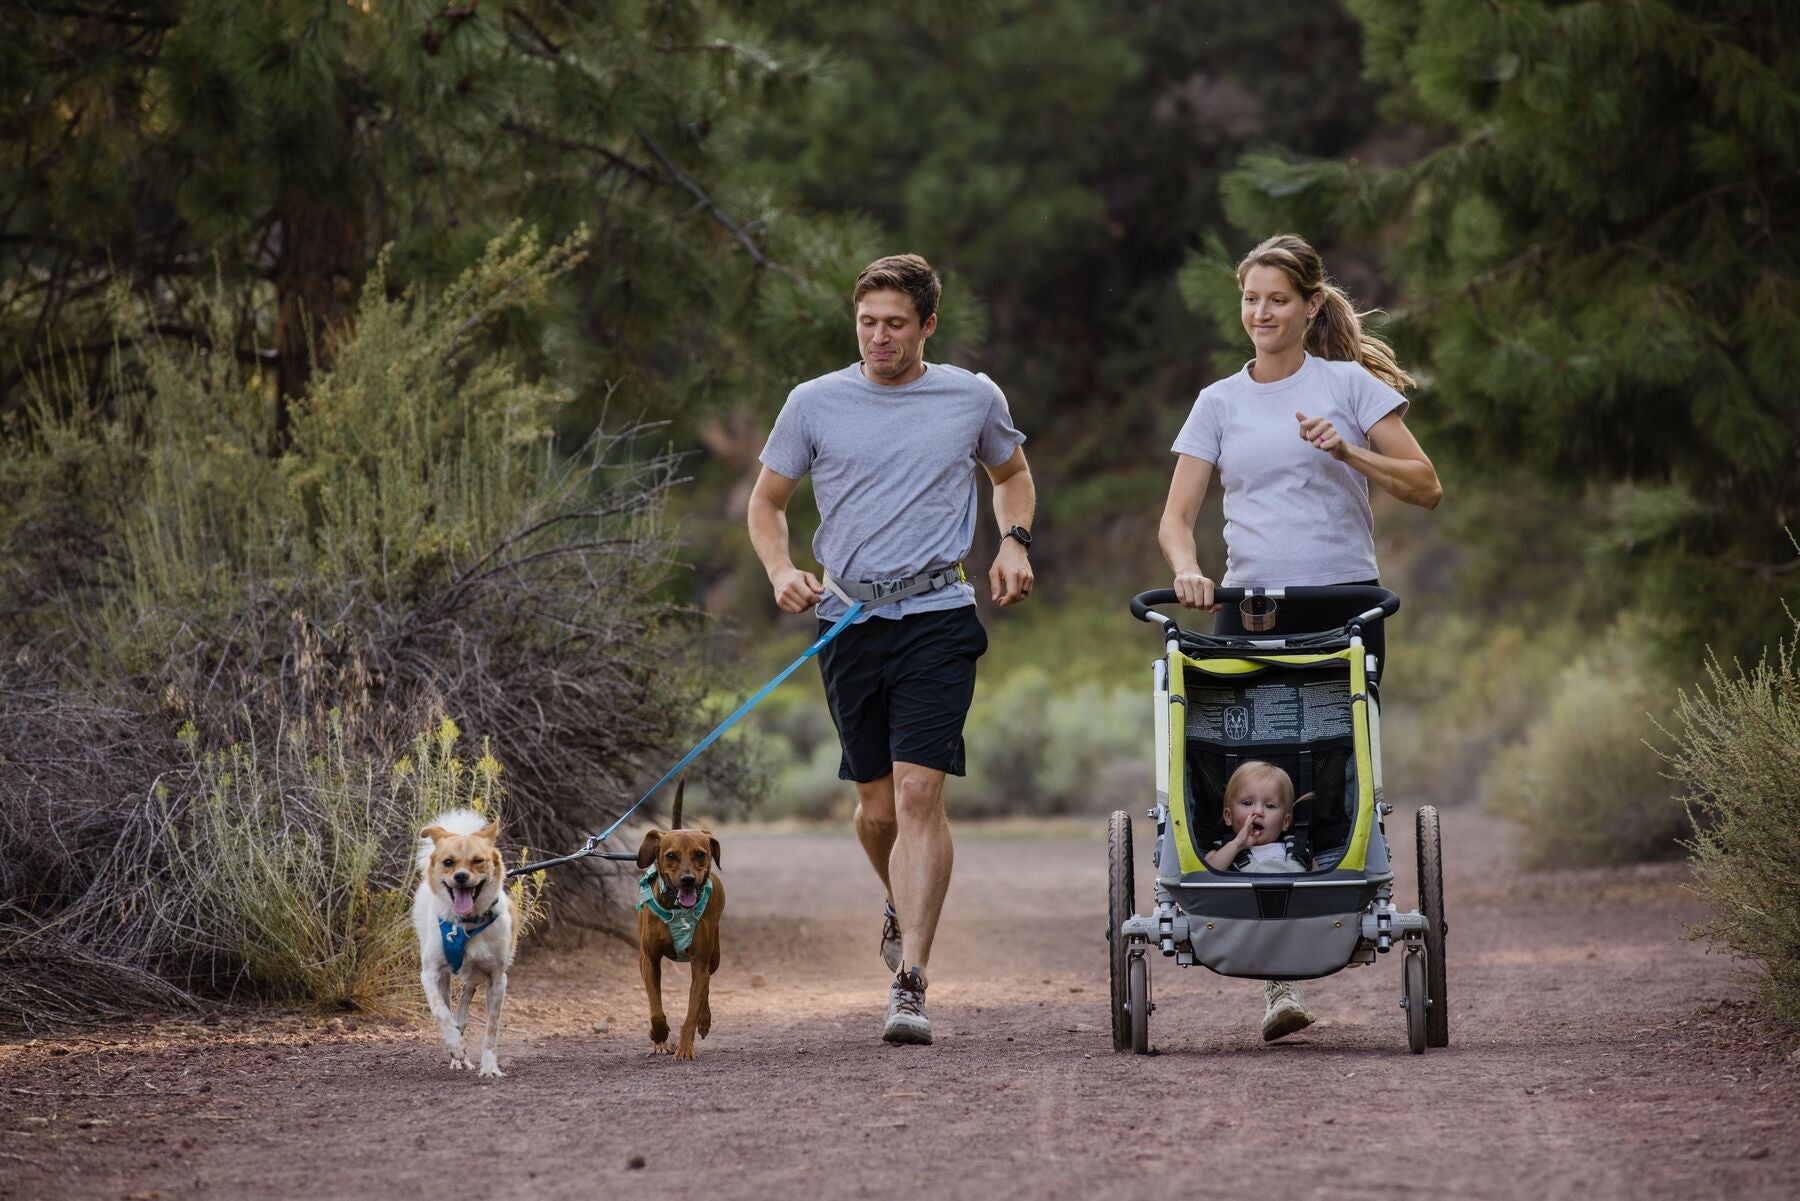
left=893, top=767, right=945, bottom=824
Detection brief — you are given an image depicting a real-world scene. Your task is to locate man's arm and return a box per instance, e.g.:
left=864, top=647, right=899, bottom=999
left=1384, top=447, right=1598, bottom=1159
left=747, top=466, right=823, bottom=613
left=985, top=446, right=1035, bottom=607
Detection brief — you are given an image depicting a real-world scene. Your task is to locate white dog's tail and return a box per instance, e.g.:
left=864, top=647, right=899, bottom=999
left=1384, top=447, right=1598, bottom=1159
left=416, top=808, right=491, bottom=871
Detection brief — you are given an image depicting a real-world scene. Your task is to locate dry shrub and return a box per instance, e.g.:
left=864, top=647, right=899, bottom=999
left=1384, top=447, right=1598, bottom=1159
left=1664, top=615, right=1800, bottom=1030
left=1483, top=630, right=1686, bottom=868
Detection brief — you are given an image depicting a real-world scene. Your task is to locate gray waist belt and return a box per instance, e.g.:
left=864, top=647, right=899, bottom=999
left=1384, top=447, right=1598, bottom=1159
left=823, top=562, right=967, bottom=610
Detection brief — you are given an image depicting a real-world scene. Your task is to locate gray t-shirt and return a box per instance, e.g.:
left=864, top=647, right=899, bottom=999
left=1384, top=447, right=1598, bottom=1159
left=760, top=362, right=1026, bottom=622
left=1171, top=353, right=1407, bottom=587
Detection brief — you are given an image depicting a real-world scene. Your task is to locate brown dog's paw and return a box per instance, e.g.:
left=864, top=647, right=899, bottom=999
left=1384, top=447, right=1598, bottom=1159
left=675, top=1039, right=696, bottom=1060
left=650, top=1016, right=669, bottom=1044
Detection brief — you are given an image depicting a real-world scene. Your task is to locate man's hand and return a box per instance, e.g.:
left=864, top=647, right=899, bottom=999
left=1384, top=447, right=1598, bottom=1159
left=1173, top=568, right=1216, bottom=611
left=990, top=538, right=1033, bottom=607
left=1297, top=411, right=1348, bottom=460
left=770, top=565, right=824, bottom=614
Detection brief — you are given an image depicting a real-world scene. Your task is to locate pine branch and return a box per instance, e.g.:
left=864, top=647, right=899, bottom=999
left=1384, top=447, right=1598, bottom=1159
left=637, top=133, right=806, bottom=286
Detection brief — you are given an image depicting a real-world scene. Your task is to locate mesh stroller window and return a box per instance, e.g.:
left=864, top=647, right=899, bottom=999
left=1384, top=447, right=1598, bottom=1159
left=1183, top=665, right=1360, bottom=869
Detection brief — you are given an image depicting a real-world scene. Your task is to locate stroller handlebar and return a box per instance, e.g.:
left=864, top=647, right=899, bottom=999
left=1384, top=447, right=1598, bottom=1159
left=1129, top=585, right=1401, bottom=629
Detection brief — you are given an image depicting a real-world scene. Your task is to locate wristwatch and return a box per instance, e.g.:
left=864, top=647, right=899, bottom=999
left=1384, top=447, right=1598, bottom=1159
left=1002, top=525, right=1032, bottom=550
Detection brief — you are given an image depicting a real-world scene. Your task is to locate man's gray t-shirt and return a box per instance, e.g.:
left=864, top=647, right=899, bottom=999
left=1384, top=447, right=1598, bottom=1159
left=760, top=362, right=1025, bottom=622
left=1171, top=353, right=1407, bottom=587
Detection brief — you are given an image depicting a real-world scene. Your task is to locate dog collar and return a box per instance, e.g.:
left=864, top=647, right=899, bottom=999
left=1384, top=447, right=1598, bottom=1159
left=439, top=904, right=499, bottom=975
left=637, top=867, right=711, bottom=962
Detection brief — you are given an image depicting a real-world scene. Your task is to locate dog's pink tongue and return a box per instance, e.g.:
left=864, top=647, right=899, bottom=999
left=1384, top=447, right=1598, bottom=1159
left=678, top=884, right=699, bottom=908
left=453, top=886, right=476, bottom=916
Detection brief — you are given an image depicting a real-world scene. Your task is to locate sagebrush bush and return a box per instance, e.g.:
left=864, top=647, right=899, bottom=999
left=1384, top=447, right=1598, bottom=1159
left=0, top=225, right=740, bottom=1022
left=1664, top=616, right=1800, bottom=1030
left=1483, top=631, right=1686, bottom=868
left=163, top=714, right=543, bottom=1009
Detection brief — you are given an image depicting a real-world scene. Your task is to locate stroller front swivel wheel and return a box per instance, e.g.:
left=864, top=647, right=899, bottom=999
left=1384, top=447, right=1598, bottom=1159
left=1403, top=947, right=1427, bottom=1054
left=1128, top=953, right=1150, bottom=1054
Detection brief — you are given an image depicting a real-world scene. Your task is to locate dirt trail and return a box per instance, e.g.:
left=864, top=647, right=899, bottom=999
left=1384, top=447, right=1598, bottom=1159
left=2, top=806, right=1794, bottom=1201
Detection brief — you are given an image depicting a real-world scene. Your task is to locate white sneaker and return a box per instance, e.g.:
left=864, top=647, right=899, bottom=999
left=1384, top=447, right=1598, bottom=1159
left=882, top=967, right=932, bottom=1045
left=880, top=901, right=903, bottom=974
left=1262, top=979, right=1316, bottom=1042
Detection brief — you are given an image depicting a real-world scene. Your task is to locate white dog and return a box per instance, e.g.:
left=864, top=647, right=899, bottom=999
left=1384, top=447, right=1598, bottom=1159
left=413, top=810, right=514, bottom=1078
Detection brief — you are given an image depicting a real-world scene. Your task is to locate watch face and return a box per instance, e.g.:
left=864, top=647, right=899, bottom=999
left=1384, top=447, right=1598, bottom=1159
left=1010, top=526, right=1031, bottom=546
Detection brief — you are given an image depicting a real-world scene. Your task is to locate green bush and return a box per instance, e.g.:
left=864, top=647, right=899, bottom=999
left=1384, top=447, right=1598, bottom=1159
left=1483, top=631, right=1686, bottom=868
left=1664, top=616, right=1800, bottom=1029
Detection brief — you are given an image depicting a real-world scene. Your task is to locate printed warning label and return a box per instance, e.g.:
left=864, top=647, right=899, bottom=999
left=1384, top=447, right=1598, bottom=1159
left=1186, top=678, right=1352, bottom=744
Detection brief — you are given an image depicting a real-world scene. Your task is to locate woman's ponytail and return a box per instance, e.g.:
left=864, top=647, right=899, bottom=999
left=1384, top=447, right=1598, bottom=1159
left=1308, top=283, right=1414, bottom=393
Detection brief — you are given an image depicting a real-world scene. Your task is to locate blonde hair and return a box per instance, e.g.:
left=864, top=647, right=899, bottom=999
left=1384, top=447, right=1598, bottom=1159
left=1224, top=760, right=1296, bottom=813
left=1223, top=759, right=1316, bottom=826
left=1237, top=234, right=1415, bottom=392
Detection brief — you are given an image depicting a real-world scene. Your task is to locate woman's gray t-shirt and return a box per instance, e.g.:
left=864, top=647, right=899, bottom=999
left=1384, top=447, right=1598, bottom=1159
left=760, top=362, right=1025, bottom=622
left=1171, top=353, right=1407, bottom=587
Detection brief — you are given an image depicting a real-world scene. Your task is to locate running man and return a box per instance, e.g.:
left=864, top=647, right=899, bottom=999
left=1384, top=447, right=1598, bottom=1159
left=747, top=253, right=1035, bottom=1045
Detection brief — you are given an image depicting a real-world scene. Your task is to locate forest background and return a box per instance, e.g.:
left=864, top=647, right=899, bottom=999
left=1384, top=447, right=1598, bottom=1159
left=2, top=1, right=1796, bottom=1029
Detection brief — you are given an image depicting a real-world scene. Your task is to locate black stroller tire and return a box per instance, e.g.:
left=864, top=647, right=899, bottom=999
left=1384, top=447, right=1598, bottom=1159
left=1107, top=811, right=1133, bottom=1052
left=1129, top=954, right=1150, bottom=1054
left=1417, top=804, right=1450, bottom=1048
left=1404, top=949, right=1427, bottom=1054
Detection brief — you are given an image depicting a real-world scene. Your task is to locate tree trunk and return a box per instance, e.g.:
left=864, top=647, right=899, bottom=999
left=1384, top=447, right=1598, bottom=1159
left=272, top=195, right=366, bottom=448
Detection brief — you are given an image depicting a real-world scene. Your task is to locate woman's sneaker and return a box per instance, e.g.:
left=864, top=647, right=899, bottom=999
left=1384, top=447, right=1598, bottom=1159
left=883, top=967, right=931, bottom=1045
left=1262, top=979, right=1316, bottom=1041
left=880, top=901, right=903, bottom=973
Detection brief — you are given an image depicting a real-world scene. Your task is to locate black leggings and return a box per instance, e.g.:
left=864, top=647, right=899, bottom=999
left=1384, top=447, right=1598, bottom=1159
left=1211, top=579, right=1388, bottom=680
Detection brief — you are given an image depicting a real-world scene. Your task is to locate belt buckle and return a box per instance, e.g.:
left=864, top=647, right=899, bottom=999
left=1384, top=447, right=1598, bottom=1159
left=868, top=575, right=911, bottom=600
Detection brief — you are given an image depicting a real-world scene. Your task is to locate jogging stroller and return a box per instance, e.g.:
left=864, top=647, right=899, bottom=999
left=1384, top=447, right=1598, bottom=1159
left=1107, top=586, right=1448, bottom=1054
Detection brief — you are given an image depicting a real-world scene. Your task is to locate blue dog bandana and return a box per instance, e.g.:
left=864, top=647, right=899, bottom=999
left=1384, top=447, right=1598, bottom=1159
left=438, top=907, right=500, bottom=974
left=637, top=867, right=713, bottom=962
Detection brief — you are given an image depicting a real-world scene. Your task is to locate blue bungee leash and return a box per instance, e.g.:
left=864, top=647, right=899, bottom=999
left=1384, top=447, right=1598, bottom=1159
left=507, top=599, right=866, bottom=879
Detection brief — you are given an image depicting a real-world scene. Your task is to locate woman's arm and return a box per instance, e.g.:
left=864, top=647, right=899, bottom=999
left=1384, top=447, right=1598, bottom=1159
left=1295, top=409, right=1443, bottom=509
left=1158, top=454, right=1218, bottom=610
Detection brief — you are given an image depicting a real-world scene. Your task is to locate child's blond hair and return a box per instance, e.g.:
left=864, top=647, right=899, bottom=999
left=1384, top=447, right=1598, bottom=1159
left=1224, top=760, right=1297, bottom=812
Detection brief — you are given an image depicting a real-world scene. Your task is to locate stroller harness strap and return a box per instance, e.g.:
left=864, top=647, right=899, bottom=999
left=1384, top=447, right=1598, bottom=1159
left=823, top=561, right=967, bottom=607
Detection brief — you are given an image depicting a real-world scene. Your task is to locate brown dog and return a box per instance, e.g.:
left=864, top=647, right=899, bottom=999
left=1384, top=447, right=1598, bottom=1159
left=635, top=777, right=724, bottom=1059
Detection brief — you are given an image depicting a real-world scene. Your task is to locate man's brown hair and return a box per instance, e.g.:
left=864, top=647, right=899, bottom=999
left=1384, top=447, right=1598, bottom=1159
left=853, top=254, right=942, bottom=324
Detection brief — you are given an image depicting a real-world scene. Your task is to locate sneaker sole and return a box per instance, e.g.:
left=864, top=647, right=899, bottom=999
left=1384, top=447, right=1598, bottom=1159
left=882, top=1019, right=933, bottom=1046
left=1262, top=1008, right=1315, bottom=1042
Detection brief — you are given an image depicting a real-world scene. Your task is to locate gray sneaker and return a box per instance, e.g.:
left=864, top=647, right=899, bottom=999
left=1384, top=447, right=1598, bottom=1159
left=882, top=967, right=932, bottom=1045
left=1262, top=979, right=1316, bottom=1042
left=880, top=900, right=903, bottom=973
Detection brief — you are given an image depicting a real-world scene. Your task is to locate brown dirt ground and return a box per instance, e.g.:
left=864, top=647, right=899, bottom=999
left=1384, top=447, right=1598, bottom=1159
left=2, top=805, right=1795, bottom=1201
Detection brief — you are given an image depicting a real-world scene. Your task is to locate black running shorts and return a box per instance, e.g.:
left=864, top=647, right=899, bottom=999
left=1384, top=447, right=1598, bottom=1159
left=816, top=605, right=989, bottom=782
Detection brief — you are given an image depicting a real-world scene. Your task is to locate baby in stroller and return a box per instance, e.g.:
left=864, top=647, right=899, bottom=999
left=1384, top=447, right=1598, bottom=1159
left=1204, top=759, right=1319, bottom=1040
left=1204, top=760, right=1316, bottom=875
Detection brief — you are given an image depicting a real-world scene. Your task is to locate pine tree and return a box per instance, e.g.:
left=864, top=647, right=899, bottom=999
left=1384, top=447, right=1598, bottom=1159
left=0, top=0, right=849, bottom=431
left=1217, top=0, right=1800, bottom=656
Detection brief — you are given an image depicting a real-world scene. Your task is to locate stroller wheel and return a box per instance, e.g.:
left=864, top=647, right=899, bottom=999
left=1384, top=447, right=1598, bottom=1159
left=1128, top=954, right=1150, bottom=1054
left=1403, top=948, right=1427, bottom=1054
left=1107, top=811, right=1134, bottom=1052
left=1417, top=805, right=1450, bottom=1047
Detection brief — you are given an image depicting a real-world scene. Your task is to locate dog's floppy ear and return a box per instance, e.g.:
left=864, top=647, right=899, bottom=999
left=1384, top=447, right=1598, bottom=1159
left=636, top=829, right=662, bottom=870
left=421, top=825, right=449, bottom=843
left=474, top=820, right=498, bottom=843
left=709, top=834, right=721, bottom=867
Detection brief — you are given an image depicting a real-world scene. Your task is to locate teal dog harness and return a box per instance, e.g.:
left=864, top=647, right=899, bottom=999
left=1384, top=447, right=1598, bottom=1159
left=638, top=867, right=714, bottom=962
left=438, top=907, right=500, bottom=974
